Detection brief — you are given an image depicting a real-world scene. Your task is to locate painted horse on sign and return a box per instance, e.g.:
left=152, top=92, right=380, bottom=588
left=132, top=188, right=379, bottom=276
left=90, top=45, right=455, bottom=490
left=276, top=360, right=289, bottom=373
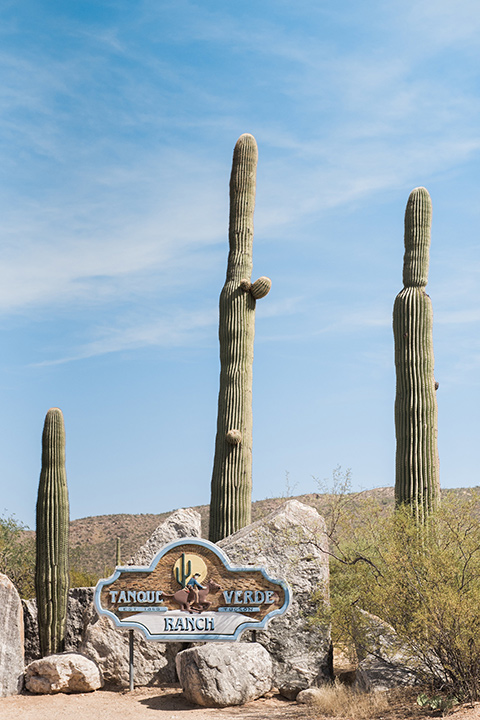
left=162, top=579, right=222, bottom=613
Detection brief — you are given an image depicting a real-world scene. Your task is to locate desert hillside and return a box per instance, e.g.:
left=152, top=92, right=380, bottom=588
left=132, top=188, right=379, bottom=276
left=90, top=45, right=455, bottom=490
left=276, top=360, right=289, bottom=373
left=26, top=488, right=395, bottom=577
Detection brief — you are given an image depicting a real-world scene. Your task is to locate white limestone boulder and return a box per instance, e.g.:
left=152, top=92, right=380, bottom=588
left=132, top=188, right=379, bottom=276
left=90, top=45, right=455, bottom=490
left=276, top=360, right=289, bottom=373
left=0, top=573, right=24, bottom=696
left=176, top=642, right=272, bottom=707
left=25, top=652, right=103, bottom=693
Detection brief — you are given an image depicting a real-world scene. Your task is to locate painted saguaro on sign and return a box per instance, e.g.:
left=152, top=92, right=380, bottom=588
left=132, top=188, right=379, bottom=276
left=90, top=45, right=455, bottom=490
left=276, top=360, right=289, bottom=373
left=94, top=538, right=290, bottom=642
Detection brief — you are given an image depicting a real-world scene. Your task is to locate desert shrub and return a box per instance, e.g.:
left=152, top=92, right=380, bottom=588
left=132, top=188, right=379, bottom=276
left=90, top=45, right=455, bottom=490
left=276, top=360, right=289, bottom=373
left=314, top=483, right=480, bottom=702
left=69, top=565, right=101, bottom=588
left=0, top=513, right=35, bottom=598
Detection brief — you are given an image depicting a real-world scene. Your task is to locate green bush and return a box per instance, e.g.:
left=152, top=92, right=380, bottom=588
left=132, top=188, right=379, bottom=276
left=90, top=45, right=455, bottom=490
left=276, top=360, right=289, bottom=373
left=0, top=513, right=35, bottom=598
left=314, top=481, right=480, bottom=702
left=69, top=565, right=101, bottom=588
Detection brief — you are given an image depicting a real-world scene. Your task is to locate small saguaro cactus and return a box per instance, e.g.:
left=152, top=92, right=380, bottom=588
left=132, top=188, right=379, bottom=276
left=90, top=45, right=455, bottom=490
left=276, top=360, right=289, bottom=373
left=393, top=187, right=440, bottom=521
left=175, top=553, right=192, bottom=587
left=209, top=133, right=271, bottom=543
left=35, top=407, right=70, bottom=656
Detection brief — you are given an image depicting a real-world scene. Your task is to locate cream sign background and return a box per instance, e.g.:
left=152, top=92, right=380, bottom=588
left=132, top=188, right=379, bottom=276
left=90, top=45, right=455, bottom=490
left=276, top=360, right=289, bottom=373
left=94, top=538, right=291, bottom=642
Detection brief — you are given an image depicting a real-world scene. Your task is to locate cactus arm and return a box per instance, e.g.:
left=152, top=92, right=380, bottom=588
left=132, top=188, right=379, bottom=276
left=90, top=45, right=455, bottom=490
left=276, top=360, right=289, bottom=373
left=35, top=407, right=70, bottom=656
left=393, top=188, right=440, bottom=521
left=209, top=134, right=270, bottom=543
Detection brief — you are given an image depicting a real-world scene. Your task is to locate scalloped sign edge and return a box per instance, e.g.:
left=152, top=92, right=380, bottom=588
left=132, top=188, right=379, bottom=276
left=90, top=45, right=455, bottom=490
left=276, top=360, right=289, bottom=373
left=94, top=537, right=292, bottom=642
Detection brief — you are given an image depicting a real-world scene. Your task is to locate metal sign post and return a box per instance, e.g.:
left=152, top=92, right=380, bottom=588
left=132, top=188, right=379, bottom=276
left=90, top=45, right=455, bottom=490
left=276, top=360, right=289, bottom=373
left=129, top=629, right=134, bottom=691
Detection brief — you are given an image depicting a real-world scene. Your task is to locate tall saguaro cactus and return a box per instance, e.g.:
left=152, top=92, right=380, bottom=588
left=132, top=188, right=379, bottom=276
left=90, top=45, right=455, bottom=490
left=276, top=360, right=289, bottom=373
left=393, top=187, right=440, bottom=521
left=209, top=134, right=271, bottom=543
left=35, top=407, right=70, bottom=656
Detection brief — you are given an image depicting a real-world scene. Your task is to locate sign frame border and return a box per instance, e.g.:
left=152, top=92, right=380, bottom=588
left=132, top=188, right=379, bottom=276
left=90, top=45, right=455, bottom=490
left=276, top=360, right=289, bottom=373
left=94, top=537, right=292, bottom=642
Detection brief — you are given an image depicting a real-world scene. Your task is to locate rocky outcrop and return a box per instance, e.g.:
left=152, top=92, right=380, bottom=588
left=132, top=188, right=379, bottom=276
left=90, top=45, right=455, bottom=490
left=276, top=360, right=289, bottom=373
left=176, top=642, right=272, bottom=707
left=25, top=653, right=103, bottom=693
left=0, top=573, right=24, bottom=696
left=219, top=499, right=332, bottom=698
left=128, top=508, right=202, bottom=566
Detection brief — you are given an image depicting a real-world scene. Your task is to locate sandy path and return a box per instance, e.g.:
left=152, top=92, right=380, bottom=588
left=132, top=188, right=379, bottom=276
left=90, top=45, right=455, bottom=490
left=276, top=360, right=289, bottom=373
left=3, top=686, right=480, bottom=720
left=0, top=687, right=304, bottom=720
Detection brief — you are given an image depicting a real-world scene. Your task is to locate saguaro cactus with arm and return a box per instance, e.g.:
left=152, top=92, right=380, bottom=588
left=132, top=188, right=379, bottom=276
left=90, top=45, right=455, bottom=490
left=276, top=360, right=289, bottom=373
left=209, top=134, right=271, bottom=543
left=35, top=407, right=70, bottom=656
left=393, top=187, right=440, bottom=521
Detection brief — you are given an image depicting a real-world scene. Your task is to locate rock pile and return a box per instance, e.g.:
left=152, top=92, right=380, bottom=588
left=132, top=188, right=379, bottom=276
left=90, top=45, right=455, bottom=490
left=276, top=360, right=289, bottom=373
left=219, top=499, right=332, bottom=698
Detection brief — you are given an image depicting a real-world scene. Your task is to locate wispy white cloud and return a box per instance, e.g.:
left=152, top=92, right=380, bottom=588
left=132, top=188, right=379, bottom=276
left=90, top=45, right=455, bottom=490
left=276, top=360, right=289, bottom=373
left=33, top=306, right=218, bottom=366
left=2, top=0, right=480, bottom=362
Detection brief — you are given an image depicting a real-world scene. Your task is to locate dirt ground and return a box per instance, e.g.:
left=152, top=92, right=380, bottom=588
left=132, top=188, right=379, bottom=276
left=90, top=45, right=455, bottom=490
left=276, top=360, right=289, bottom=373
left=0, top=687, right=304, bottom=720
left=2, top=686, right=480, bottom=720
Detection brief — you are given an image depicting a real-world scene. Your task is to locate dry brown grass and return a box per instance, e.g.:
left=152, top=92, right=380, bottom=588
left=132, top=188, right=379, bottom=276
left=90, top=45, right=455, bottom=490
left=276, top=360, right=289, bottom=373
left=301, top=681, right=389, bottom=718
left=301, top=684, right=475, bottom=720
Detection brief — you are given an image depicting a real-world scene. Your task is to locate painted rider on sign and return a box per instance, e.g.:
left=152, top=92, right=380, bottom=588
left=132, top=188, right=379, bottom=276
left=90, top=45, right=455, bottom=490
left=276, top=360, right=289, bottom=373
left=186, top=572, right=206, bottom=606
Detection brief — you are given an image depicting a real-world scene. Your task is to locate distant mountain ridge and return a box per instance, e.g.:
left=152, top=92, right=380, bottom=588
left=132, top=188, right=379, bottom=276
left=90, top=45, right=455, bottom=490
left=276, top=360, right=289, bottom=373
left=23, top=486, right=476, bottom=580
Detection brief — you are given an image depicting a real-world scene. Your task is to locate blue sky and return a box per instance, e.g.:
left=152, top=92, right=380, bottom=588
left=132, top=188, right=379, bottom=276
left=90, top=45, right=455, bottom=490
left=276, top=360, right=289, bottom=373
left=1, top=0, right=480, bottom=529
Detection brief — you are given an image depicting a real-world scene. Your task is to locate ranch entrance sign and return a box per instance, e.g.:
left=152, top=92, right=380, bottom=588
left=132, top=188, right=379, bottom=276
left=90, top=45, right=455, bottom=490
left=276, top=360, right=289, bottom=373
left=94, top=538, right=291, bottom=642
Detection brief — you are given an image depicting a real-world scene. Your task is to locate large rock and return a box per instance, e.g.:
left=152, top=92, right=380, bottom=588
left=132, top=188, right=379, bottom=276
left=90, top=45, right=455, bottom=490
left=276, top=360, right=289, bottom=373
left=128, top=508, right=202, bottom=566
left=25, top=652, right=103, bottom=693
left=176, top=642, right=272, bottom=707
left=79, top=610, right=182, bottom=687
left=0, top=573, right=24, bottom=696
left=23, top=587, right=95, bottom=665
left=219, top=500, right=332, bottom=697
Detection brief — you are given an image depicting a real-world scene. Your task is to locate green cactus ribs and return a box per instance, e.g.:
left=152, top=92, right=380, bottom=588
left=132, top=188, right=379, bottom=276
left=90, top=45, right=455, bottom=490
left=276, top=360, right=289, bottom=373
left=175, top=553, right=192, bottom=587
left=209, top=134, right=271, bottom=543
left=35, top=407, right=70, bottom=657
left=393, top=187, right=440, bottom=521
